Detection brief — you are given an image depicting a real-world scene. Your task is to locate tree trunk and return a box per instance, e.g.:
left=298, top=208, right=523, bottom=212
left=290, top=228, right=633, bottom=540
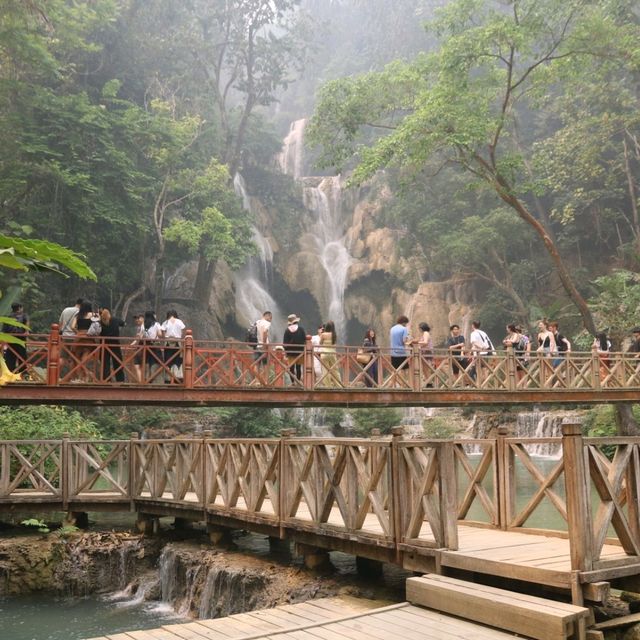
left=614, top=404, right=640, bottom=436
left=193, top=256, right=215, bottom=311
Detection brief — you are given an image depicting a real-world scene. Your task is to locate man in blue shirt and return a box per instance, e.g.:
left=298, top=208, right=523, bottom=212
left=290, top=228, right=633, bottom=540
left=389, top=315, right=411, bottom=371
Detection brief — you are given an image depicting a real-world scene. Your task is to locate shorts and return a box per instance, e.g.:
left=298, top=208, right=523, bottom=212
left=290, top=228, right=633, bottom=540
left=391, top=355, right=409, bottom=370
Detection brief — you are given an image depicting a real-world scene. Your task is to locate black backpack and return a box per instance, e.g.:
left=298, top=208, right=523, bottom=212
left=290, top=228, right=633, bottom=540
left=245, top=321, right=258, bottom=346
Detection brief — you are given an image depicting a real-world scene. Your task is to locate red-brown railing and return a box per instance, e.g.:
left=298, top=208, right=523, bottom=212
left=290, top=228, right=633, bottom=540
left=4, top=324, right=640, bottom=393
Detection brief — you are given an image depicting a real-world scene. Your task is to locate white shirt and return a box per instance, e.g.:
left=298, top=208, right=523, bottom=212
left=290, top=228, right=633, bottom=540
left=256, top=318, right=271, bottom=347
left=162, top=317, right=185, bottom=339
left=470, top=329, right=491, bottom=354
left=144, top=322, right=163, bottom=340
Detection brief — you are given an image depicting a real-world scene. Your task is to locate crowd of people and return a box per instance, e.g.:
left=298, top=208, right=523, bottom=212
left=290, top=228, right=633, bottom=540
left=1, top=298, right=186, bottom=383
left=2, top=298, right=640, bottom=387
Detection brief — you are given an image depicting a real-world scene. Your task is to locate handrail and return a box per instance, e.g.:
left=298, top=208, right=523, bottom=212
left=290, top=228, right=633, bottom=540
left=3, top=324, right=640, bottom=393
left=2, top=428, right=639, bottom=571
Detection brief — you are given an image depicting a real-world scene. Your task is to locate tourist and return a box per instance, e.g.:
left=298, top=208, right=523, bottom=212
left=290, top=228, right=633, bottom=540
left=516, top=325, right=531, bottom=366
left=319, top=320, right=341, bottom=387
left=628, top=327, right=640, bottom=355
left=283, top=313, right=306, bottom=384
left=536, top=320, right=556, bottom=356
left=360, top=328, right=378, bottom=388
left=417, top=322, right=434, bottom=387
left=142, top=310, right=164, bottom=382
left=469, top=320, right=495, bottom=381
left=70, top=302, right=100, bottom=382
left=99, top=306, right=125, bottom=383
left=389, top=315, right=411, bottom=385
left=446, top=324, right=468, bottom=381
left=131, top=313, right=145, bottom=383
left=162, top=309, right=186, bottom=382
left=58, top=297, right=83, bottom=376
left=503, top=323, right=526, bottom=380
left=255, top=310, right=272, bottom=369
left=311, top=325, right=323, bottom=381
left=2, top=302, right=29, bottom=375
left=549, top=321, right=571, bottom=368
left=593, top=331, right=612, bottom=382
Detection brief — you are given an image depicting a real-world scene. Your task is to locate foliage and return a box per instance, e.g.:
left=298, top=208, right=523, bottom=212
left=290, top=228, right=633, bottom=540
left=422, top=417, right=459, bottom=439
left=20, top=518, right=50, bottom=534
left=213, top=407, right=297, bottom=438
left=589, top=270, right=640, bottom=347
left=0, top=406, right=101, bottom=440
left=309, top=0, right=640, bottom=335
left=350, top=408, right=401, bottom=436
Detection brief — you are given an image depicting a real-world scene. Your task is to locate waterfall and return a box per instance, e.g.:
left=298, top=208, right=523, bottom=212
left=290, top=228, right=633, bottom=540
left=514, top=410, right=581, bottom=458
left=233, top=173, right=283, bottom=331
left=159, top=547, right=178, bottom=605
left=304, top=176, right=351, bottom=340
left=278, top=119, right=307, bottom=179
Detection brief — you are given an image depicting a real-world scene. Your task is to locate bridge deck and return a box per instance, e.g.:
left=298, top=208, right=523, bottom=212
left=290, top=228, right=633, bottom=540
left=85, top=597, right=524, bottom=640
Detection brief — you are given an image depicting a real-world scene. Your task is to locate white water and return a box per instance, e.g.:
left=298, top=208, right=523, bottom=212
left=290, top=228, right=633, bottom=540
left=233, top=173, right=284, bottom=332
left=277, top=117, right=353, bottom=341
left=278, top=118, right=307, bottom=179
left=304, top=176, right=351, bottom=341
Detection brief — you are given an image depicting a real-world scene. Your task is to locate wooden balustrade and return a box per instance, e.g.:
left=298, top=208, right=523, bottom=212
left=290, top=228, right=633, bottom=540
left=4, top=327, right=640, bottom=395
left=2, top=430, right=640, bottom=569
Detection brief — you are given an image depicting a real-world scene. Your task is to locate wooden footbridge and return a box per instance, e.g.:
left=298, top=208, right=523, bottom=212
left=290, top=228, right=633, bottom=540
left=3, top=424, right=640, bottom=614
left=3, top=325, right=640, bottom=406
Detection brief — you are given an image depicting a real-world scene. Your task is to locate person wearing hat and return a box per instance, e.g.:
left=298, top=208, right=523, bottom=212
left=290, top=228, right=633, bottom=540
left=283, top=314, right=306, bottom=384
left=628, top=327, right=640, bottom=356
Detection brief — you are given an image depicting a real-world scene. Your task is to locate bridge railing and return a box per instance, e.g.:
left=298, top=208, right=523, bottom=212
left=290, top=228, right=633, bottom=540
left=5, top=324, right=640, bottom=392
left=3, top=428, right=640, bottom=572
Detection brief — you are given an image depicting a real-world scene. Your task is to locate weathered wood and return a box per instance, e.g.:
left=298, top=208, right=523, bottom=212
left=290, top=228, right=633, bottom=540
left=562, top=423, right=594, bottom=572
left=407, top=574, right=590, bottom=640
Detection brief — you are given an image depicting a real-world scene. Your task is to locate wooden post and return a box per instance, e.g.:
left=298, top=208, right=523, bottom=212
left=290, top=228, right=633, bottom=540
left=129, top=432, right=138, bottom=506
left=47, top=323, right=61, bottom=386
left=411, top=343, right=421, bottom=391
left=279, top=429, right=295, bottom=535
left=440, top=441, right=458, bottom=550
left=303, top=335, right=314, bottom=390
left=496, top=426, right=512, bottom=530
left=202, top=430, right=211, bottom=511
left=506, top=345, right=517, bottom=391
left=61, top=432, right=70, bottom=510
left=183, top=330, right=194, bottom=389
left=562, top=422, right=593, bottom=572
left=390, top=426, right=405, bottom=560
left=591, top=344, right=601, bottom=390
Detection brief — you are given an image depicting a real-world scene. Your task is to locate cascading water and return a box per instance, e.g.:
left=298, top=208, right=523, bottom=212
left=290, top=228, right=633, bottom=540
left=304, top=177, right=351, bottom=340
left=233, top=173, right=283, bottom=330
left=278, top=119, right=352, bottom=341
left=278, top=119, right=307, bottom=180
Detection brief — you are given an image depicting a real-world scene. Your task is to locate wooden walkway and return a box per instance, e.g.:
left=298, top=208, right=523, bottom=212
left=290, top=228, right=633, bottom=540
left=3, top=326, right=640, bottom=406
left=84, top=596, right=526, bottom=640
left=3, top=426, right=640, bottom=604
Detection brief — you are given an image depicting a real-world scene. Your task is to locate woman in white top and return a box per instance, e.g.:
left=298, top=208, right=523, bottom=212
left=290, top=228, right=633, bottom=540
left=310, top=325, right=323, bottom=380
left=161, top=309, right=186, bottom=382
left=143, top=310, right=163, bottom=382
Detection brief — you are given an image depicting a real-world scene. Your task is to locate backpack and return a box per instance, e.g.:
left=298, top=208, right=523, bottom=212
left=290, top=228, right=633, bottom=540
left=516, top=336, right=528, bottom=353
left=480, top=330, right=496, bottom=356
left=245, top=321, right=258, bottom=346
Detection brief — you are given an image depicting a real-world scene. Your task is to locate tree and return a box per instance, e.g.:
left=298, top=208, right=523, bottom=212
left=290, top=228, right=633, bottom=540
left=308, top=0, right=640, bottom=433
left=308, top=0, right=640, bottom=335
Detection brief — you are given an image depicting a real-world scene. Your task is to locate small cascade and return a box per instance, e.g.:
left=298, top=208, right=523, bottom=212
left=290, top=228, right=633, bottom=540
left=177, top=565, right=202, bottom=616
left=159, top=546, right=179, bottom=605
left=233, top=173, right=283, bottom=331
left=278, top=119, right=307, bottom=179
left=515, top=410, right=582, bottom=457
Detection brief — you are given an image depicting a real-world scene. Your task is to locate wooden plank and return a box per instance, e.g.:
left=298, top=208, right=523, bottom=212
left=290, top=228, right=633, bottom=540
left=407, top=575, right=588, bottom=640
left=593, top=611, right=640, bottom=631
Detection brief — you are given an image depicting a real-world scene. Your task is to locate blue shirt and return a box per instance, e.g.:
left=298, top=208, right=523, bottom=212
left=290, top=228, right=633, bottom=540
left=390, top=323, right=409, bottom=357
